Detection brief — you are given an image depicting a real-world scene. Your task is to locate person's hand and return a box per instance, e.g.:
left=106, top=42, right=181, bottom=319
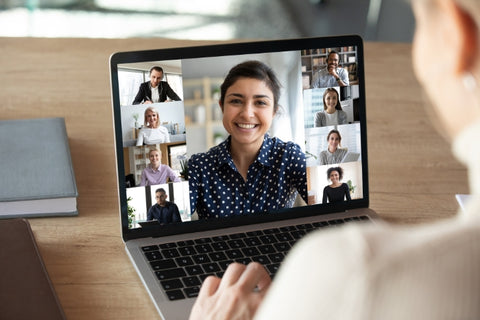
left=327, top=63, right=338, bottom=78
left=189, top=262, right=271, bottom=320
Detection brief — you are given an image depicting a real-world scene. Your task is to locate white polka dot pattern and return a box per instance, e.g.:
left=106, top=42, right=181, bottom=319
left=188, top=135, right=307, bottom=219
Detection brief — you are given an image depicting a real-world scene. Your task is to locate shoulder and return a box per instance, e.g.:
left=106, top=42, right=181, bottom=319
left=160, top=164, right=173, bottom=171
left=138, top=127, right=149, bottom=133
left=315, top=111, right=326, bottom=118
left=166, top=201, right=178, bottom=208
left=269, top=136, right=302, bottom=155
left=189, top=143, right=223, bottom=167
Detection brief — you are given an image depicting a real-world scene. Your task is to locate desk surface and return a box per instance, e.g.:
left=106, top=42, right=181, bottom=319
left=0, top=37, right=468, bottom=319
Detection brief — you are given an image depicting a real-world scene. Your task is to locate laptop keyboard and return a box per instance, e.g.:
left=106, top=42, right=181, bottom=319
left=141, top=215, right=369, bottom=301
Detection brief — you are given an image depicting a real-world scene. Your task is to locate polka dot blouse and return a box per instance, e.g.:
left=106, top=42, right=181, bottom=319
left=188, top=134, right=307, bottom=219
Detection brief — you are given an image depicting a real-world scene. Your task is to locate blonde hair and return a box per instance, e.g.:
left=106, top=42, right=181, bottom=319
left=148, top=148, right=161, bottom=157
left=144, top=106, right=160, bottom=128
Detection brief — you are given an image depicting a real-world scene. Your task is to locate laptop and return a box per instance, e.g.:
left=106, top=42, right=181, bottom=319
left=110, top=35, right=378, bottom=319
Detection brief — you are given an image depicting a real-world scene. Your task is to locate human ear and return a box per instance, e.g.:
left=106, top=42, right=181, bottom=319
left=219, top=100, right=224, bottom=113
left=439, top=0, right=478, bottom=74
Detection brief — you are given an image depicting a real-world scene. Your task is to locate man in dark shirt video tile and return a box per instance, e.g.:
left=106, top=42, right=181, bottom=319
left=147, top=188, right=181, bottom=225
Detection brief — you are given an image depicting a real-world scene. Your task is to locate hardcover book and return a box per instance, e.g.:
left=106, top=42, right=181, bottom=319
left=0, top=117, right=78, bottom=218
left=0, top=218, right=66, bottom=319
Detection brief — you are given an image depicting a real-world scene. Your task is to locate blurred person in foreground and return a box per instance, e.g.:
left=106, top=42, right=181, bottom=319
left=189, top=0, right=480, bottom=318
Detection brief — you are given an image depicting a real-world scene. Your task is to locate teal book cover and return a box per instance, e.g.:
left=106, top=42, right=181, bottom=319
left=0, top=117, right=78, bottom=218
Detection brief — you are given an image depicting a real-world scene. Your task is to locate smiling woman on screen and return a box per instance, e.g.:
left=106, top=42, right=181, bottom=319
left=136, top=106, right=170, bottom=146
left=188, top=60, right=307, bottom=219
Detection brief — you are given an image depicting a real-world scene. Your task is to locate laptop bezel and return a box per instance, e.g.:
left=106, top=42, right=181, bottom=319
left=110, top=35, right=369, bottom=242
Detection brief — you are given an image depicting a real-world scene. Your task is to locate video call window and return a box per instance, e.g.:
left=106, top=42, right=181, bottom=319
left=118, top=61, right=184, bottom=107
left=116, top=45, right=365, bottom=229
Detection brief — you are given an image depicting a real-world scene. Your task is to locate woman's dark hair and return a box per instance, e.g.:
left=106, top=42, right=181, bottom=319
left=219, top=60, right=281, bottom=113
left=323, top=87, right=343, bottom=111
left=327, top=166, right=344, bottom=180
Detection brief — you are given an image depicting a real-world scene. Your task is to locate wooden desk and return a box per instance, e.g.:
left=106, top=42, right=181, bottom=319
left=0, top=38, right=468, bottom=319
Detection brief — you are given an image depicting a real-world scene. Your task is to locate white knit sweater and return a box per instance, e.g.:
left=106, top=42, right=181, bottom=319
left=256, top=120, right=480, bottom=320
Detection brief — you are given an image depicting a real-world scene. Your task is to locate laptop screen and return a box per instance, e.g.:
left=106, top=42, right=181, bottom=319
left=110, top=36, right=369, bottom=240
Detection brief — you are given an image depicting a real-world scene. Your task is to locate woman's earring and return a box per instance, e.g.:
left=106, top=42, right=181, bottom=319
left=462, top=72, right=477, bottom=91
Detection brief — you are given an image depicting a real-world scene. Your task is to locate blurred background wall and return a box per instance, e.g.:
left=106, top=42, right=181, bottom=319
left=0, top=0, right=414, bottom=41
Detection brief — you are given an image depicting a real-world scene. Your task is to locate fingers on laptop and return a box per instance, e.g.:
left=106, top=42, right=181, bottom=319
left=190, top=262, right=272, bottom=320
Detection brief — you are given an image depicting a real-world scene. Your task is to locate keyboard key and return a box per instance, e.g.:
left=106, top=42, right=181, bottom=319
left=202, top=262, right=221, bottom=273
left=177, top=240, right=195, bottom=247
left=330, top=219, right=345, bottom=225
left=274, top=242, right=291, bottom=252
left=252, top=255, right=271, bottom=265
left=244, top=237, right=262, bottom=247
left=279, top=226, right=296, bottom=232
left=296, top=223, right=313, bottom=230
left=161, top=279, right=183, bottom=291
left=142, top=245, right=159, bottom=252
left=156, top=268, right=186, bottom=280
left=218, top=260, right=233, bottom=271
left=258, top=244, right=275, bottom=254
left=241, top=247, right=260, bottom=257
left=246, top=230, right=263, bottom=236
left=192, top=254, right=211, bottom=264
left=313, top=221, right=329, bottom=228
left=259, top=235, right=276, bottom=244
left=212, top=235, right=229, bottom=241
left=226, top=249, right=243, bottom=259
left=166, top=289, right=185, bottom=301
left=290, top=230, right=306, bottom=240
left=266, top=263, right=280, bottom=275
left=160, top=242, right=177, bottom=249
left=175, top=256, right=194, bottom=267
left=178, top=246, right=197, bottom=256
left=162, top=248, right=180, bottom=258
left=144, top=250, right=162, bottom=261
left=268, top=252, right=285, bottom=263
left=275, top=232, right=293, bottom=242
left=263, top=228, right=281, bottom=234
left=229, top=233, right=246, bottom=239
left=184, top=286, right=200, bottom=298
left=209, top=251, right=227, bottom=262
left=227, top=239, right=246, bottom=249
left=150, top=259, right=176, bottom=271
left=185, top=265, right=204, bottom=276
left=235, top=257, right=252, bottom=265
left=182, top=276, right=201, bottom=287
left=195, top=243, right=213, bottom=253
left=194, top=237, right=212, bottom=244
left=211, top=241, right=229, bottom=251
